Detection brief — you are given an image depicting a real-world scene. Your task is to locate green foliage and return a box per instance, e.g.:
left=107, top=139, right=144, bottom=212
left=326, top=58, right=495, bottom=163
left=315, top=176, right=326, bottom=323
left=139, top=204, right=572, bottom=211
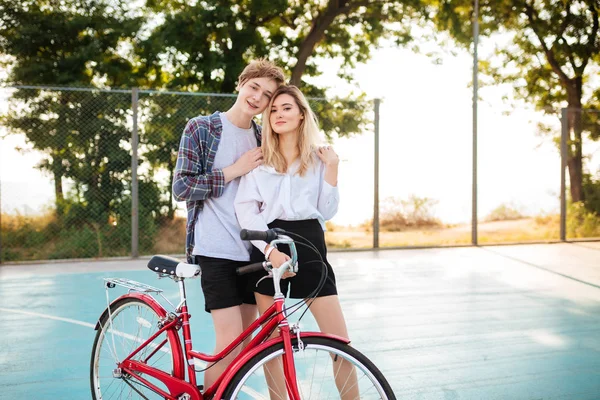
left=139, top=0, right=421, bottom=89
left=136, top=0, right=425, bottom=140
left=567, top=202, right=600, bottom=238
left=582, top=172, right=600, bottom=215
left=0, top=0, right=143, bottom=220
left=0, top=0, right=143, bottom=87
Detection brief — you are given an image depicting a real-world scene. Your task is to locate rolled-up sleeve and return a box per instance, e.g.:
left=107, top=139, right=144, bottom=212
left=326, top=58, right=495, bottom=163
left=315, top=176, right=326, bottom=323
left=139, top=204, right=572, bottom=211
left=172, top=118, right=225, bottom=202
left=234, top=171, right=270, bottom=253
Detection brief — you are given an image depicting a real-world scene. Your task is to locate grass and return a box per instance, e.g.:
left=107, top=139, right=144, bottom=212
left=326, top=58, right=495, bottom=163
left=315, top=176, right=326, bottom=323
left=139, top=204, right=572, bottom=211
left=1, top=209, right=598, bottom=262
left=152, top=217, right=186, bottom=255
left=325, top=217, right=563, bottom=249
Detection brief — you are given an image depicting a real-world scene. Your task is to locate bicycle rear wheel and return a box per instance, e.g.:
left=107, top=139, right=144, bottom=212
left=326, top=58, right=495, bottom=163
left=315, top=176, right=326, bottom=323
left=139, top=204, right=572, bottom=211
left=90, top=297, right=181, bottom=399
left=223, top=336, right=396, bottom=399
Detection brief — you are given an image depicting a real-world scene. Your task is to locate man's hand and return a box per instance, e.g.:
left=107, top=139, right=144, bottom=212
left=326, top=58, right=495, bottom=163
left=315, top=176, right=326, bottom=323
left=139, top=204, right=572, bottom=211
left=224, top=147, right=263, bottom=182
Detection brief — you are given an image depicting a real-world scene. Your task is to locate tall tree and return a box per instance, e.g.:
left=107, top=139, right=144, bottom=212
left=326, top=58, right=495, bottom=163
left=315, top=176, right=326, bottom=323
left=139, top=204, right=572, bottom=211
left=132, top=0, right=422, bottom=219
left=138, top=0, right=423, bottom=132
left=431, top=0, right=600, bottom=203
left=0, top=0, right=143, bottom=215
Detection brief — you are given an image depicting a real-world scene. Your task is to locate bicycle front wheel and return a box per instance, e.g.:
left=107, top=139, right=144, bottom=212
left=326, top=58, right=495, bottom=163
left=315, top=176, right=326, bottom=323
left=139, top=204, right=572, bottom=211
left=90, top=297, right=181, bottom=399
left=223, top=336, right=396, bottom=399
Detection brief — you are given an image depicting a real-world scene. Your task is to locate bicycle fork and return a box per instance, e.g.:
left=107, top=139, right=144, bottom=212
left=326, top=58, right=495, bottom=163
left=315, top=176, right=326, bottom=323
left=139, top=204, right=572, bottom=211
left=274, top=295, right=302, bottom=400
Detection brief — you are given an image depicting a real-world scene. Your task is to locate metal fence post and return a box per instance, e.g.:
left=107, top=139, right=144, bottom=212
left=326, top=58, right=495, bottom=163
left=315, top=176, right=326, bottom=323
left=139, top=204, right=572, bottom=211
left=373, top=98, right=380, bottom=249
left=0, top=178, right=3, bottom=264
left=560, top=108, right=567, bottom=241
left=131, top=88, right=139, bottom=257
left=472, top=0, right=479, bottom=246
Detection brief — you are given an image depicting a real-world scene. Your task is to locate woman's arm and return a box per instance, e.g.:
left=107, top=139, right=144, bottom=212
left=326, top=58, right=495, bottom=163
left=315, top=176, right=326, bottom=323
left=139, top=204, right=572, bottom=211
left=316, top=147, right=340, bottom=220
left=234, top=171, right=271, bottom=253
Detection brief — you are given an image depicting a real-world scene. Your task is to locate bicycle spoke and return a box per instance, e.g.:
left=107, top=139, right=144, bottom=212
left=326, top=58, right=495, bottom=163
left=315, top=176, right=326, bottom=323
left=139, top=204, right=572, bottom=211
left=222, top=338, right=394, bottom=400
left=92, top=298, right=178, bottom=400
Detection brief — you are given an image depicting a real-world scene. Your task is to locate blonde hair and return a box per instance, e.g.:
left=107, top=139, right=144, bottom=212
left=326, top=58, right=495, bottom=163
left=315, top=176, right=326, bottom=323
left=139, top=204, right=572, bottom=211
left=238, top=59, right=285, bottom=87
left=261, top=85, right=322, bottom=176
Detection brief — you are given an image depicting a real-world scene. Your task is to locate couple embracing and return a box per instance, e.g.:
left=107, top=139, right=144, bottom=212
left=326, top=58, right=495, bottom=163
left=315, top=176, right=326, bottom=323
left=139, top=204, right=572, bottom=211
left=172, top=59, right=356, bottom=397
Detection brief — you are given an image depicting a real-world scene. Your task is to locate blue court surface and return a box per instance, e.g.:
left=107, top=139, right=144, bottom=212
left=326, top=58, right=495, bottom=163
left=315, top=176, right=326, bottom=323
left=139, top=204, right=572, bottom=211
left=1, top=242, right=599, bottom=399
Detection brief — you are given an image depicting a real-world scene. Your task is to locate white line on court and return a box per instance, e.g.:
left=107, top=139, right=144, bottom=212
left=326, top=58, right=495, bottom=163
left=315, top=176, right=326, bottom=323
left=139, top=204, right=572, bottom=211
left=0, top=307, right=264, bottom=397
left=0, top=307, right=96, bottom=328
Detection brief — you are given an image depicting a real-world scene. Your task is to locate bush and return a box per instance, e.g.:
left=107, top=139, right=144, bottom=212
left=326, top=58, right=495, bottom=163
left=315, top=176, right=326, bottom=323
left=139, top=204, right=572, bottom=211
left=1, top=212, right=57, bottom=261
left=567, top=202, right=600, bottom=238
left=374, top=195, right=441, bottom=232
left=485, top=203, right=526, bottom=222
left=582, top=173, right=600, bottom=215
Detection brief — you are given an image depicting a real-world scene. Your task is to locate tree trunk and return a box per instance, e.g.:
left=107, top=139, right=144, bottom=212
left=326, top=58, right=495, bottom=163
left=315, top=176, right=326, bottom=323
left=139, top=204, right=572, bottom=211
left=290, top=1, right=349, bottom=86
left=168, top=158, right=175, bottom=220
left=53, top=158, right=64, bottom=215
left=566, top=77, right=585, bottom=203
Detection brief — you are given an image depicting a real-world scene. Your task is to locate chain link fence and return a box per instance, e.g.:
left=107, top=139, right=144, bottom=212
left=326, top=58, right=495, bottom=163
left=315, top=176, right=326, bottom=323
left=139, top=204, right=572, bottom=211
left=0, top=86, right=375, bottom=262
left=1, top=86, right=599, bottom=262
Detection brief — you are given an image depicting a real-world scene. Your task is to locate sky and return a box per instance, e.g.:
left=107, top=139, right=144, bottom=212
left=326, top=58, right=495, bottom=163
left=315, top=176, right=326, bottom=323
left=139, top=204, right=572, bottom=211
left=1, top=41, right=596, bottom=226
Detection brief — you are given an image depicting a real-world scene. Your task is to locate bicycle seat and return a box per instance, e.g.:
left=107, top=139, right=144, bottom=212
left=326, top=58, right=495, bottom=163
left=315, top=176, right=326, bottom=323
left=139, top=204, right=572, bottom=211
left=147, top=255, right=201, bottom=278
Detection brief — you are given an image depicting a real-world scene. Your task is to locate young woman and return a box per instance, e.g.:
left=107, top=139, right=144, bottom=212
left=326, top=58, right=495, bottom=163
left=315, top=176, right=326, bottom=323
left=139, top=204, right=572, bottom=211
left=172, top=59, right=285, bottom=389
left=234, top=85, right=358, bottom=398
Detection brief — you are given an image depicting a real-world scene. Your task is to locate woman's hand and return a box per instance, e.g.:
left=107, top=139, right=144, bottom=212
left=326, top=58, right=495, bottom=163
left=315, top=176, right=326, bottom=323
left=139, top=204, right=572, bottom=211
left=267, top=248, right=296, bottom=279
left=317, top=145, right=339, bottom=166
left=317, top=145, right=339, bottom=186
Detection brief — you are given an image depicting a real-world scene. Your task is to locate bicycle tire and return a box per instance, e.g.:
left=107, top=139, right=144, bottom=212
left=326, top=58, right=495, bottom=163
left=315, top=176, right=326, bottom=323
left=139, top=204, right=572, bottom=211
left=90, top=297, right=181, bottom=399
left=222, top=336, right=396, bottom=399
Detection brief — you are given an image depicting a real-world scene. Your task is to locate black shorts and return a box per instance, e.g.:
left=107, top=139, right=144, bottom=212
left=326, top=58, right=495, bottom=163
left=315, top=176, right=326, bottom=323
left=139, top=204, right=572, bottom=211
left=195, top=255, right=257, bottom=313
left=247, top=219, right=338, bottom=299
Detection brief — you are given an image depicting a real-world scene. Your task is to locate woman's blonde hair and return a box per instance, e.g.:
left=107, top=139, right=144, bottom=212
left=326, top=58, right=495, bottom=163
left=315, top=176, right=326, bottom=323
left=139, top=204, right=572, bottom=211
left=261, top=85, right=322, bottom=176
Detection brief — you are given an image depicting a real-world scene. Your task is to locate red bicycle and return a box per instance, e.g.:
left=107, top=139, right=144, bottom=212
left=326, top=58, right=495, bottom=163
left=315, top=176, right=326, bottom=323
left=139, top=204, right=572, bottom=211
left=90, top=228, right=395, bottom=399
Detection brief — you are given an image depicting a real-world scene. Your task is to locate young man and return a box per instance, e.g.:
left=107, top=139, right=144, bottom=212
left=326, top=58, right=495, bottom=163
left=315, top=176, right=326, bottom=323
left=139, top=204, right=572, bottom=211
left=172, top=59, right=285, bottom=389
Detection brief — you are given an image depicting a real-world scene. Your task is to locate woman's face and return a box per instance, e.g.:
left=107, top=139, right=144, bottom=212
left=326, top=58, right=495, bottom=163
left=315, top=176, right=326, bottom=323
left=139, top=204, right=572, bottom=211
left=269, top=93, right=304, bottom=136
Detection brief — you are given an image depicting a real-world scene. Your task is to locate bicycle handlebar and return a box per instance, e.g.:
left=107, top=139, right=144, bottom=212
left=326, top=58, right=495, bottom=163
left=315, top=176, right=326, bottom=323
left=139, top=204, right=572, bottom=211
left=240, top=228, right=283, bottom=242
left=236, top=261, right=268, bottom=275
left=236, top=229, right=299, bottom=291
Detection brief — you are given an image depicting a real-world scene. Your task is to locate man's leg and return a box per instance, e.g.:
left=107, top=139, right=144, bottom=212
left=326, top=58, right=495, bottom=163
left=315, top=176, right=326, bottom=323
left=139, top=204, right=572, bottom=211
left=240, top=303, right=258, bottom=348
left=204, top=306, right=244, bottom=389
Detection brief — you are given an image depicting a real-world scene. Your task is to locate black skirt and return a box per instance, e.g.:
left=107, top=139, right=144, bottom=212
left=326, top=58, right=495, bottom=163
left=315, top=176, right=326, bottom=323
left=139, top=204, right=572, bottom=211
left=247, top=219, right=338, bottom=299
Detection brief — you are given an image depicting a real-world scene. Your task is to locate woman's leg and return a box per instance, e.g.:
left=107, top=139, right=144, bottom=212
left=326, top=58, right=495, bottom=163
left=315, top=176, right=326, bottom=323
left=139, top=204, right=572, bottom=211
left=308, top=295, right=359, bottom=400
left=240, top=303, right=258, bottom=348
left=204, top=306, right=244, bottom=389
left=256, top=293, right=288, bottom=400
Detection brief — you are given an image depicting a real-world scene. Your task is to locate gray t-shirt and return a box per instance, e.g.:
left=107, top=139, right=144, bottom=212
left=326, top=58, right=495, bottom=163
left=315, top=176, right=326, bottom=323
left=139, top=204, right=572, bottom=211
left=193, top=112, right=257, bottom=261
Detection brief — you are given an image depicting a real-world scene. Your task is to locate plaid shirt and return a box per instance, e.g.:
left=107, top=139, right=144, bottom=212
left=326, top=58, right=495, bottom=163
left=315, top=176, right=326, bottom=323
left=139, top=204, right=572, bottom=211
left=172, top=111, right=262, bottom=263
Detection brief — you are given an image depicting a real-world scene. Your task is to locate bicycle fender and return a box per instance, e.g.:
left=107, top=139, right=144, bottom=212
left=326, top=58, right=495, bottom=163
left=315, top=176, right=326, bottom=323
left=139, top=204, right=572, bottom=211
left=212, top=332, right=350, bottom=399
left=94, top=293, right=165, bottom=330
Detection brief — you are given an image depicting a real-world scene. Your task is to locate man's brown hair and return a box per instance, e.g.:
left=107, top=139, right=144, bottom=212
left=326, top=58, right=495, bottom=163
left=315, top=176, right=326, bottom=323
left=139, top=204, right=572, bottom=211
left=238, top=59, right=285, bottom=87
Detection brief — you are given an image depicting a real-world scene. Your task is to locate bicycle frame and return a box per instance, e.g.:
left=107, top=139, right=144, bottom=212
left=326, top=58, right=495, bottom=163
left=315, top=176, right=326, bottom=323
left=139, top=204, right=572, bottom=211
left=100, top=286, right=349, bottom=400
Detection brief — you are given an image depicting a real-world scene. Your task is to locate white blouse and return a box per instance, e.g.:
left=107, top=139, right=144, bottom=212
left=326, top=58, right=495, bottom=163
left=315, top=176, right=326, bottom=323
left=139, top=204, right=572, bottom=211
left=234, top=157, right=339, bottom=253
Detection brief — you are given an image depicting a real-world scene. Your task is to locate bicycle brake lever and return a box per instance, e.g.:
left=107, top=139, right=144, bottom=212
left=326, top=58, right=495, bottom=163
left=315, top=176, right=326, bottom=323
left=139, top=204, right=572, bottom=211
left=256, top=273, right=272, bottom=287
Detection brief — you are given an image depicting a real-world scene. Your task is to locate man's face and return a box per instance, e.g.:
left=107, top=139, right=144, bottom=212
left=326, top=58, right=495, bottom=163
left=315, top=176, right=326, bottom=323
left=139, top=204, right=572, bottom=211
left=237, top=77, right=278, bottom=116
